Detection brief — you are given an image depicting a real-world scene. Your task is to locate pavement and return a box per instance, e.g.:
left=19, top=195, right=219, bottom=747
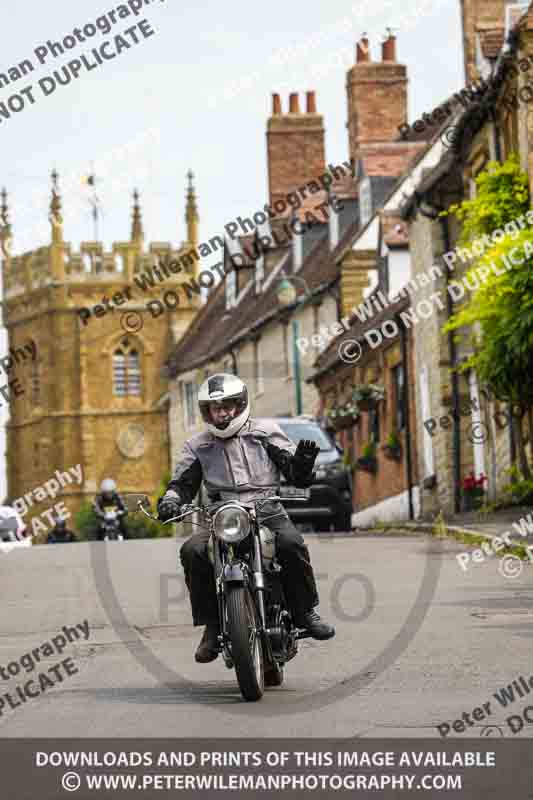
left=404, top=505, right=533, bottom=546
left=1, top=530, right=533, bottom=739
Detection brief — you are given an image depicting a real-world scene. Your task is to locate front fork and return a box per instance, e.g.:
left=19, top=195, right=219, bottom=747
left=215, top=533, right=274, bottom=668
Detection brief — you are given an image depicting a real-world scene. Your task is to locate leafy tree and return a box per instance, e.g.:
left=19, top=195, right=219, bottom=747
left=444, top=153, right=529, bottom=244
left=444, top=206, right=533, bottom=479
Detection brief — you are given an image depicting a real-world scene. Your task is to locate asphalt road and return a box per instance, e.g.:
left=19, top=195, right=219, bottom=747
left=1, top=530, right=532, bottom=738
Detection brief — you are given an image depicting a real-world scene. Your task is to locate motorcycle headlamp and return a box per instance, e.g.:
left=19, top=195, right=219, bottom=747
left=213, top=504, right=250, bottom=544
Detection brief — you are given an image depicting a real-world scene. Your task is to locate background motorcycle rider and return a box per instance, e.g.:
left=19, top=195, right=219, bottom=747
left=93, top=478, right=128, bottom=541
left=0, top=501, right=27, bottom=542
left=47, top=513, right=76, bottom=544
left=158, top=373, right=335, bottom=664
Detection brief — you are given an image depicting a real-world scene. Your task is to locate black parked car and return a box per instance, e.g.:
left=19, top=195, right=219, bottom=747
left=261, top=416, right=353, bottom=532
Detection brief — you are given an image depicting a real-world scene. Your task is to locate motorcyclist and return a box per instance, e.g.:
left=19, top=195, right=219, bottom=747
left=47, top=513, right=76, bottom=544
left=0, top=502, right=27, bottom=542
left=158, top=373, right=335, bottom=664
left=93, top=479, right=128, bottom=541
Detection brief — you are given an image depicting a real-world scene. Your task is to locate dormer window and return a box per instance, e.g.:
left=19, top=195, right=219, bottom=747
left=226, top=269, right=236, bottom=310
left=359, top=178, right=372, bottom=227
left=255, top=253, right=264, bottom=294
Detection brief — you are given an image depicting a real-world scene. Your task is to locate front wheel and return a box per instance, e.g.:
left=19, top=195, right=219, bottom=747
left=226, top=586, right=264, bottom=702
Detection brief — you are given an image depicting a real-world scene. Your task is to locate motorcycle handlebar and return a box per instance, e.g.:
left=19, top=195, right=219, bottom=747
left=136, top=494, right=307, bottom=524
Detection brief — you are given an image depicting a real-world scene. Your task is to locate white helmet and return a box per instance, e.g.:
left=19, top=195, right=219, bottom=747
left=100, top=478, right=116, bottom=494
left=198, top=373, right=250, bottom=439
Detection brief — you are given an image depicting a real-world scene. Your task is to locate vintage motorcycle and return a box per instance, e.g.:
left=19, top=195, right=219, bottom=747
left=138, top=495, right=311, bottom=702
left=100, top=509, right=124, bottom=541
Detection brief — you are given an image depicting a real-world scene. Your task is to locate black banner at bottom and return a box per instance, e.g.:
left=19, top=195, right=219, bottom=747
left=0, top=739, right=530, bottom=799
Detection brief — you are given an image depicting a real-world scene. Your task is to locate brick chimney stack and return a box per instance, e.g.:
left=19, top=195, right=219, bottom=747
left=346, top=34, right=408, bottom=161
left=267, top=91, right=326, bottom=208
left=460, top=0, right=508, bottom=83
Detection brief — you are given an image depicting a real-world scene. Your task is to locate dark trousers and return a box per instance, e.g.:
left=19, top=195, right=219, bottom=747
left=179, top=511, right=319, bottom=626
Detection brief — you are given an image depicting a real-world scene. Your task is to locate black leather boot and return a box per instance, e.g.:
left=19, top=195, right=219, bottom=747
left=195, top=624, right=220, bottom=663
left=295, top=609, right=335, bottom=640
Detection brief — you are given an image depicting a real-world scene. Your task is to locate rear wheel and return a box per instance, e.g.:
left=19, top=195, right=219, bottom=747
left=226, top=586, right=264, bottom=702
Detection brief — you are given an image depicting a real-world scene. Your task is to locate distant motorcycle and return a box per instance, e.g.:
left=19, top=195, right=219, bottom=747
left=138, top=495, right=312, bottom=702
left=100, top=510, right=124, bottom=541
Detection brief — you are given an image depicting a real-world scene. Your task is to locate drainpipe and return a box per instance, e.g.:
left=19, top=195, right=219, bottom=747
left=439, top=214, right=462, bottom=514
left=398, top=314, right=415, bottom=520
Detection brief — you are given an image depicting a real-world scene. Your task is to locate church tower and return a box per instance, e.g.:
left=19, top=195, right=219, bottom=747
left=1, top=172, right=200, bottom=537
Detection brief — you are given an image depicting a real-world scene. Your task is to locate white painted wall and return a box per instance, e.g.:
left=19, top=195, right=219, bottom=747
left=351, top=487, right=420, bottom=528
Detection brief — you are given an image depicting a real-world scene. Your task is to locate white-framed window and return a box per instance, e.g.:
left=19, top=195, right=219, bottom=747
left=253, top=339, right=264, bottom=395
left=255, top=253, right=265, bottom=294
left=112, top=337, right=141, bottom=396
left=359, top=177, right=372, bottom=227
left=184, top=381, right=198, bottom=427
left=329, top=194, right=340, bottom=250
left=226, top=269, right=236, bottom=309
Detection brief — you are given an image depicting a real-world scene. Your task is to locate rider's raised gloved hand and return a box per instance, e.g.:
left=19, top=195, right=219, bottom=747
left=157, top=490, right=182, bottom=522
left=294, top=439, right=320, bottom=469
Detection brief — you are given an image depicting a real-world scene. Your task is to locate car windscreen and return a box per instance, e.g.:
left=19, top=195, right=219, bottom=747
left=278, top=423, right=335, bottom=451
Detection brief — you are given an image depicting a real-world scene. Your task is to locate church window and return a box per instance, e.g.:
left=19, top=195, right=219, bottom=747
left=113, top=338, right=142, bottom=396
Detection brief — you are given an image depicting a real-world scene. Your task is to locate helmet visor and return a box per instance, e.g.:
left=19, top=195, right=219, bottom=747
left=199, top=387, right=248, bottom=428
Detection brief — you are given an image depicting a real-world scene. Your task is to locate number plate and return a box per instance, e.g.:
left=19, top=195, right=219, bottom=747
left=280, top=486, right=310, bottom=498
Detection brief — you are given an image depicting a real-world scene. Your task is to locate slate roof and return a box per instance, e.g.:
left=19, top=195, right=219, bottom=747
left=167, top=203, right=360, bottom=378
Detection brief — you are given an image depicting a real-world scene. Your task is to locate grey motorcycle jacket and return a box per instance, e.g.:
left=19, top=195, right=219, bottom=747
left=166, top=418, right=316, bottom=505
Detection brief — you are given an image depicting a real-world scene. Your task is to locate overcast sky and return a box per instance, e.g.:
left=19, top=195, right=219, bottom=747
left=0, top=0, right=464, bottom=500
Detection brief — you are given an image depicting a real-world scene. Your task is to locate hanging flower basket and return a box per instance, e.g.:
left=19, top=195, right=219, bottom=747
left=356, top=455, right=377, bottom=473
left=355, top=441, right=377, bottom=473
left=383, top=443, right=402, bottom=462
left=325, top=402, right=360, bottom=431
left=353, top=384, right=385, bottom=412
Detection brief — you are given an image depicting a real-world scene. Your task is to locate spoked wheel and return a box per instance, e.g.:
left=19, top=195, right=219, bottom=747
left=226, top=586, right=264, bottom=701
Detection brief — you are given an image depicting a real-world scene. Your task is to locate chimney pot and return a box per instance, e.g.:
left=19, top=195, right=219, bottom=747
left=356, top=36, right=370, bottom=62
left=272, top=93, right=282, bottom=114
left=382, top=34, right=397, bottom=62
left=289, top=92, right=300, bottom=113
left=306, top=91, right=317, bottom=113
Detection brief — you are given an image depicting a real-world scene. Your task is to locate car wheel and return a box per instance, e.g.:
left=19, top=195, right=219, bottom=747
left=334, top=513, right=351, bottom=532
